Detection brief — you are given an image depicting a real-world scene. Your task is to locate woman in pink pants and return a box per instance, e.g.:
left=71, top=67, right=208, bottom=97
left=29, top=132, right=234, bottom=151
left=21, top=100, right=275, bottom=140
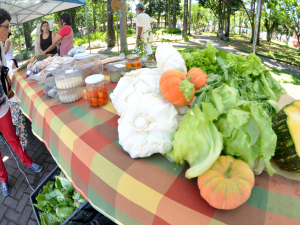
left=0, top=8, right=43, bottom=197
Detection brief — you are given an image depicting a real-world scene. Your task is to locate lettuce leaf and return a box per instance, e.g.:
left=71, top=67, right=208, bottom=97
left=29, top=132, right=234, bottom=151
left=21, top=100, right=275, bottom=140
left=40, top=212, right=63, bottom=225
left=166, top=103, right=223, bottom=179
left=216, top=101, right=277, bottom=175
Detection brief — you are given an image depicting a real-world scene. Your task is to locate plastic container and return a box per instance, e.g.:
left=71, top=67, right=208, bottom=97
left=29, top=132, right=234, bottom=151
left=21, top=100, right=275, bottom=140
left=126, top=54, right=142, bottom=69
left=57, top=83, right=84, bottom=103
left=85, top=74, right=108, bottom=107
left=75, top=54, right=103, bottom=84
left=74, top=52, right=93, bottom=61
left=107, top=61, right=126, bottom=83
left=54, top=67, right=83, bottom=89
left=30, top=166, right=117, bottom=225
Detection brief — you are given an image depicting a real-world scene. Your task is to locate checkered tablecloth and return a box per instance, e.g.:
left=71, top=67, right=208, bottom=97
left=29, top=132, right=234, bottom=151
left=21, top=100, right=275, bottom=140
left=12, top=66, right=300, bottom=225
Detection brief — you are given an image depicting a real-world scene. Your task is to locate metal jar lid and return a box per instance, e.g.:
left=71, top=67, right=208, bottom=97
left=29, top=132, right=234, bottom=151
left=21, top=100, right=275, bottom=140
left=126, top=54, right=140, bottom=59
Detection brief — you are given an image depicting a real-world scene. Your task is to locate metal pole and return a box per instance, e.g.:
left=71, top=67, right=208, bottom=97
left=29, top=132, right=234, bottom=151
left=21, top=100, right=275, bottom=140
left=16, top=15, right=22, bottom=65
left=85, top=5, right=91, bottom=53
left=253, top=0, right=262, bottom=54
left=116, top=11, right=119, bottom=54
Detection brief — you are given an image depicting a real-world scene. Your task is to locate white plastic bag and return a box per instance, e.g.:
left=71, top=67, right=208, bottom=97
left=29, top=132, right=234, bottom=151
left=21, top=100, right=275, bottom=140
left=110, top=68, right=162, bottom=116
left=155, top=43, right=187, bottom=75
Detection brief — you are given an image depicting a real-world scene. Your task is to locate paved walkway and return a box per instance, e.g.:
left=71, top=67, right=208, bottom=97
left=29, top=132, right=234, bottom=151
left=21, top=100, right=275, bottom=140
left=0, top=118, right=56, bottom=225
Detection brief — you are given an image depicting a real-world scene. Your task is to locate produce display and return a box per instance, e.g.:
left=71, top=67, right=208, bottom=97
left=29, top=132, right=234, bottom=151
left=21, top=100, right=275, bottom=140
left=272, top=100, right=300, bottom=171
left=34, top=172, right=86, bottom=225
left=110, top=42, right=299, bottom=210
left=198, top=155, right=255, bottom=210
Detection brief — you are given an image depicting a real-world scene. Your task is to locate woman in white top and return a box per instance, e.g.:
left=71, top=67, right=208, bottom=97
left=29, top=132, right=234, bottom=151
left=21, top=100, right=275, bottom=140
left=4, top=32, right=16, bottom=69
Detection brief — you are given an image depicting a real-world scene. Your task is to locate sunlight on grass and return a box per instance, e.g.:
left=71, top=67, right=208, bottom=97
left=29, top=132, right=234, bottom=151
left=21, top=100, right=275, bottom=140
left=269, top=67, right=300, bottom=100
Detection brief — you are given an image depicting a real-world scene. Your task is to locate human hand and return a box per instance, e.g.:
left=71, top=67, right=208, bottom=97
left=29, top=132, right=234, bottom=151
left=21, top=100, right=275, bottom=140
left=7, top=89, right=14, bottom=99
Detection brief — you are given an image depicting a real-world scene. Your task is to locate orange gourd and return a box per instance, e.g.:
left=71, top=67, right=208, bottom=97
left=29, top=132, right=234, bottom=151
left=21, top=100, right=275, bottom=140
left=159, top=70, right=195, bottom=106
left=187, top=68, right=207, bottom=90
left=197, top=155, right=255, bottom=210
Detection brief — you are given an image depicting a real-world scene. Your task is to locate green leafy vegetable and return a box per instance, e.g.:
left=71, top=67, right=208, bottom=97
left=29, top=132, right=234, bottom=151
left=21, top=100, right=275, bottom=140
left=166, top=103, right=223, bottom=179
left=216, top=101, right=277, bottom=175
left=34, top=172, right=87, bottom=225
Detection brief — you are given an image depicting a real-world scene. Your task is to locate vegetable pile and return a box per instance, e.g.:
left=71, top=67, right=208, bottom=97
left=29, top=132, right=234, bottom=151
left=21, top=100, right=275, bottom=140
left=34, top=172, right=86, bottom=225
left=111, top=43, right=299, bottom=210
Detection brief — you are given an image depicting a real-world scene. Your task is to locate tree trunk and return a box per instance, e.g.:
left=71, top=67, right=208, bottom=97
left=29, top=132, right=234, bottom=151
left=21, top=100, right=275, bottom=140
left=120, top=0, right=127, bottom=51
left=93, top=5, right=97, bottom=30
left=168, top=0, right=171, bottom=27
left=173, top=0, right=176, bottom=28
left=226, top=0, right=230, bottom=37
left=182, top=0, right=188, bottom=36
left=218, top=0, right=221, bottom=37
left=239, top=12, right=241, bottom=34
left=70, top=8, right=77, bottom=33
left=250, top=0, right=256, bottom=43
left=107, top=0, right=116, bottom=47
left=188, top=0, right=191, bottom=35
left=23, top=22, right=33, bottom=50
left=256, top=2, right=263, bottom=45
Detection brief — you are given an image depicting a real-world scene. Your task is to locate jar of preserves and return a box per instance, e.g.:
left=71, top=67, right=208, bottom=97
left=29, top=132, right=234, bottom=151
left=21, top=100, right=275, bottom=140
left=85, top=74, right=108, bottom=107
left=126, top=54, right=142, bottom=69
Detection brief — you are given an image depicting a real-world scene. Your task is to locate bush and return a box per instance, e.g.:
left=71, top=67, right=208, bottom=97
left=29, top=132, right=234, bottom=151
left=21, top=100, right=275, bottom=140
left=74, top=31, right=107, bottom=47
left=127, top=28, right=135, bottom=34
left=15, top=49, right=34, bottom=62
left=161, top=28, right=181, bottom=35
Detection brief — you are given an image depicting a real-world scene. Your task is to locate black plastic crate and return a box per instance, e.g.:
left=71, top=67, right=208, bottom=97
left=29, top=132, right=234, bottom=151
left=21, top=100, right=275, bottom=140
left=30, top=166, right=117, bottom=225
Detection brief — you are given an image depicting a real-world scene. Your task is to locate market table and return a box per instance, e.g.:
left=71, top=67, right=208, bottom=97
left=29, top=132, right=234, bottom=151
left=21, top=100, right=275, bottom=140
left=11, top=65, right=300, bottom=225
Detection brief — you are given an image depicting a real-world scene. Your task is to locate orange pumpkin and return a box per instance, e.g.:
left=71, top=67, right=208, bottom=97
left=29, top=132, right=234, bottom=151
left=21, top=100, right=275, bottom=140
left=159, top=70, right=195, bottom=106
left=197, top=155, right=255, bottom=210
left=187, top=68, right=207, bottom=90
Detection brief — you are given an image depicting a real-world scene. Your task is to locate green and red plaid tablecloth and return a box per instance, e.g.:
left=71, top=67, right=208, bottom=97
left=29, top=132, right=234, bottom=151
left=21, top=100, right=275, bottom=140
left=12, top=66, right=300, bottom=225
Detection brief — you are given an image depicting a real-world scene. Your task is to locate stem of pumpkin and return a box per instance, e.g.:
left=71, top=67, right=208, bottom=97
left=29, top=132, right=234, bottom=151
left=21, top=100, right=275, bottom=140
left=179, top=76, right=195, bottom=101
left=224, top=162, right=233, bottom=178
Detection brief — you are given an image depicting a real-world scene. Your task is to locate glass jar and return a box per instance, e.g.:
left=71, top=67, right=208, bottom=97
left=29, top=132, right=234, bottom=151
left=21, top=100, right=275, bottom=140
left=126, top=54, right=142, bottom=69
left=85, top=74, right=108, bottom=107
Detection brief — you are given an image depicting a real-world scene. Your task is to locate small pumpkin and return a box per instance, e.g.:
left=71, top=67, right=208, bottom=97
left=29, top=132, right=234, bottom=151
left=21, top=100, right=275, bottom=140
left=197, top=155, right=255, bottom=210
left=187, top=68, right=207, bottom=90
left=159, top=70, right=195, bottom=106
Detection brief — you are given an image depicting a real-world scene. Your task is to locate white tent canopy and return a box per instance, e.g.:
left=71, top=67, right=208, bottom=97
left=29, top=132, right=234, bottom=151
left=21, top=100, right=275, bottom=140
left=0, top=0, right=86, bottom=25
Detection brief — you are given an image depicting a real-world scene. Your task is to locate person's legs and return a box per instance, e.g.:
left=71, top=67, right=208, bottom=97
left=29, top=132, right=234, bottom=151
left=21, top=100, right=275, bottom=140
left=0, top=109, right=32, bottom=167
left=0, top=151, right=8, bottom=183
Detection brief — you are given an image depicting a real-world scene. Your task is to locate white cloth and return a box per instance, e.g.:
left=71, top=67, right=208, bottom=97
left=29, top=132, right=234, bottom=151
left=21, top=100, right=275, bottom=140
left=135, top=13, right=154, bottom=55
left=0, top=42, right=10, bottom=118
left=5, top=39, right=13, bottom=62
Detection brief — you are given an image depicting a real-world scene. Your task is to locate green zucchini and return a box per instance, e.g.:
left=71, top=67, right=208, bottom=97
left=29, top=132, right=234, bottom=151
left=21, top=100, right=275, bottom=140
left=272, top=100, right=300, bottom=171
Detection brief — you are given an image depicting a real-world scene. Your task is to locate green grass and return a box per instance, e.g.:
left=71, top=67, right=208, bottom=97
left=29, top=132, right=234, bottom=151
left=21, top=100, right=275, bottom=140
left=269, top=67, right=300, bottom=100
left=227, top=34, right=300, bottom=67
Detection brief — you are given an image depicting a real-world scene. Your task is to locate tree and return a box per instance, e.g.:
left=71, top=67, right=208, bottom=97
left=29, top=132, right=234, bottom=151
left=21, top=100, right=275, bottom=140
left=289, top=1, right=300, bottom=51
left=182, top=0, right=188, bottom=36
left=262, top=0, right=283, bottom=43
left=173, top=0, right=177, bottom=27
left=189, top=0, right=192, bottom=34
left=23, top=21, right=34, bottom=50
left=120, top=0, right=128, bottom=51
left=107, top=0, right=116, bottom=47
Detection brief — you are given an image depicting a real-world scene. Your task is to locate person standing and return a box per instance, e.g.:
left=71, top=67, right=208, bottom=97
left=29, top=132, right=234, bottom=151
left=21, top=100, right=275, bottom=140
left=37, top=21, right=58, bottom=55
left=0, top=8, right=43, bottom=197
left=4, top=31, right=17, bottom=69
left=42, top=13, right=74, bottom=56
left=135, top=3, right=155, bottom=59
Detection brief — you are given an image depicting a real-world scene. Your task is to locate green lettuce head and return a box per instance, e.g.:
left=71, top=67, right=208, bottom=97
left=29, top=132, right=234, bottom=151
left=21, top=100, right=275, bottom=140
left=166, top=103, right=223, bottom=179
left=216, top=101, right=277, bottom=175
